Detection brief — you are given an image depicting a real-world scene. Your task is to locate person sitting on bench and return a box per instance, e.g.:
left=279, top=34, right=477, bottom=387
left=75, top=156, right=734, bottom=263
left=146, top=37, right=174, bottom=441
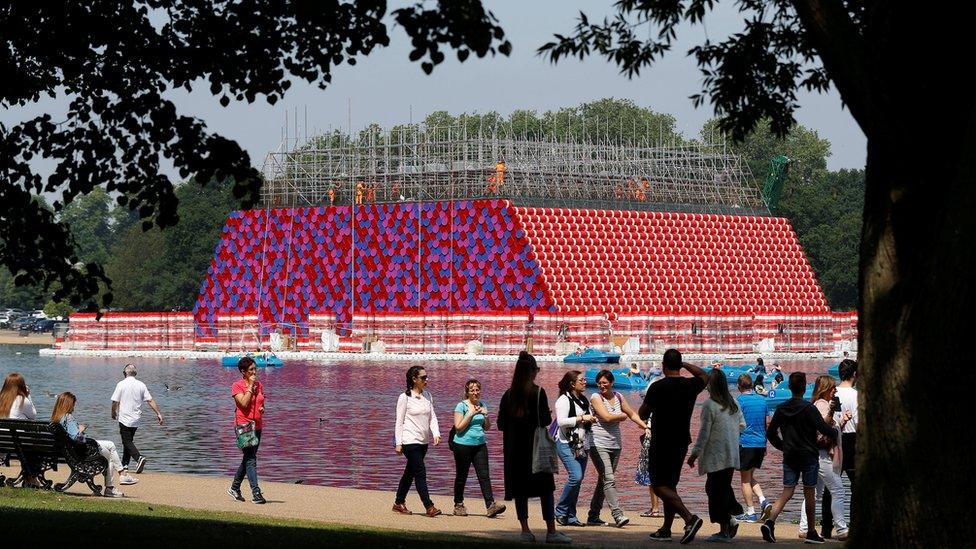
left=51, top=392, right=126, bottom=498
left=0, top=373, right=44, bottom=487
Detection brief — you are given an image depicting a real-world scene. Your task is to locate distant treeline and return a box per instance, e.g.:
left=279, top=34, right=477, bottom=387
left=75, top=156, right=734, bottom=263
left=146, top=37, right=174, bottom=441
left=0, top=99, right=862, bottom=314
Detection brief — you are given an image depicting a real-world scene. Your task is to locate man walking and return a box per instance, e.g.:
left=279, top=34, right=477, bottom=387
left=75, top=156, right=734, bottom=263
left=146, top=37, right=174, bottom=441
left=734, top=374, right=772, bottom=523
left=638, top=348, right=708, bottom=544
left=111, top=364, right=163, bottom=485
left=760, top=372, right=837, bottom=544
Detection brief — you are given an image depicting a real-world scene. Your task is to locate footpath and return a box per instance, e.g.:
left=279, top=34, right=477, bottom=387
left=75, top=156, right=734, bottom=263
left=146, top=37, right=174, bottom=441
left=0, top=466, right=811, bottom=547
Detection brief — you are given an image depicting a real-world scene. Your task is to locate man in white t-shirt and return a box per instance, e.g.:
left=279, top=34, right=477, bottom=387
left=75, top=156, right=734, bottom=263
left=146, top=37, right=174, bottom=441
left=111, top=364, right=163, bottom=484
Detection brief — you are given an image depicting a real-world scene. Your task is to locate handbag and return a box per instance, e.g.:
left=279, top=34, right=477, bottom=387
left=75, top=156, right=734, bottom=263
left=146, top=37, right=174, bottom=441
left=635, top=432, right=652, bottom=486
left=531, top=388, right=559, bottom=474
left=449, top=400, right=463, bottom=451
left=235, top=420, right=259, bottom=449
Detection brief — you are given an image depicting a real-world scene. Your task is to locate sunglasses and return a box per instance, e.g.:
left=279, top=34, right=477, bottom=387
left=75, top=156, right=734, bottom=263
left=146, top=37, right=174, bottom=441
left=418, top=375, right=428, bottom=381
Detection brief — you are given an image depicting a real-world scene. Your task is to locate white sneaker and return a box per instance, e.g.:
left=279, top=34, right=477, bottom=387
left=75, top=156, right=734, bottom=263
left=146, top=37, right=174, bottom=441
left=135, top=456, right=148, bottom=474
left=546, top=531, right=572, bottom=544
left=119, top=475, right=139, bottom=485
left=104, top=488, right=125, bottom=498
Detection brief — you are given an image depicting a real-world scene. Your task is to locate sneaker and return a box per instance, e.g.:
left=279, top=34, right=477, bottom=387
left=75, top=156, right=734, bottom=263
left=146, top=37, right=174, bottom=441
left=735, top=512, right=759, bottom=523
left=486, top=501, right=507, bottom=518
left=391, top=503, right=412, bottom=515
left=252, top=491, right=267, bottom=504
left=835, top=528, right=849, bottom=541
left=761, top=520, right=777, bottom=543
left=759, top=501, right=773, bottom=523
left=613, top=515, right=630, bottom=528
left=705, top=534, right=732, bottom=543
left=453, top=503, right=468, bottom=516
left=729, top=517, right=739, bottom=539
left=804, top=531, right=825, bottom=544
left=520, top=532, right=537, bottom=542
left=680, top=515, right=703, bottom=544
left=556, top=516, right=583, bottom=527
left=134, top=456, right=148, bottom=474
left=648, top=528, right=672, bottom=542
left=103, top=488, right=124, bottom=498
left=586, top=517, right=606, bottom=526
left=227, top=487, right=245, bottom=502
left=425, top=506, right=442, bottom=518
left=545, top=531, right=572, bottom=544
left=119, top=474, right=139, bottom=486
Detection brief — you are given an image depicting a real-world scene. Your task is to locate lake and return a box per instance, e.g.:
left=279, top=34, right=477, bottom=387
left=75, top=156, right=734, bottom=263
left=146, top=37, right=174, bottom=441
left=2, top=344, right=843, bottom=523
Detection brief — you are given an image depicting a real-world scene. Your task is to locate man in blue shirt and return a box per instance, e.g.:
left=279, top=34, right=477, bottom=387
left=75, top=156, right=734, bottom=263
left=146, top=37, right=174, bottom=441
left=734, top=373, right=772, bottom=523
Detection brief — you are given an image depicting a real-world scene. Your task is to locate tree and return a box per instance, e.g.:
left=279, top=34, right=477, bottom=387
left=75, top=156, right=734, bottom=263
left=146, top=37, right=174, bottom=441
left=2, top=1, right=511, bottom=311
left=541, top=2, right=973, bottom=544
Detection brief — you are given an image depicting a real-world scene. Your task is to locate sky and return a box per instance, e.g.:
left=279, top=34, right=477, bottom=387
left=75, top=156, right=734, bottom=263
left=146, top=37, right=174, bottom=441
left=3, top=1, right=866, bottom=192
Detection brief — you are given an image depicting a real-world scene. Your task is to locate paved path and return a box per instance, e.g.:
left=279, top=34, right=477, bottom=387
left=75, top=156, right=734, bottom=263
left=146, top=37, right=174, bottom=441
left=2, top=466, right=813, bottom=547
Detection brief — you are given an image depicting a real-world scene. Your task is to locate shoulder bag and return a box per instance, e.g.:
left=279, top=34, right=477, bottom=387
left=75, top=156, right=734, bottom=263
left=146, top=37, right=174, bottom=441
left=235, top=420, right=259, bottom=449
left=531, top=388, right=559, bottom=474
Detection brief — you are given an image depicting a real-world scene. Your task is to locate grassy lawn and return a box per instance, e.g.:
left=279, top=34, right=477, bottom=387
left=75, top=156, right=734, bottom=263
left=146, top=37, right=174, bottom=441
left=0, top=488, right=522, bottom=547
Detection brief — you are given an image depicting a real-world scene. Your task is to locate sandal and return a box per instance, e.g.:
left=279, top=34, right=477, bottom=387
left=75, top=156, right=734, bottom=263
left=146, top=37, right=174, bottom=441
left=640, top=509, right=664, bottom=518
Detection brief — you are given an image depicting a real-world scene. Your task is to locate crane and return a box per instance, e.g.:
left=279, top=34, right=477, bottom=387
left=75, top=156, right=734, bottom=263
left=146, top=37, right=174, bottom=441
left=762, top=155, right=791, bottom=214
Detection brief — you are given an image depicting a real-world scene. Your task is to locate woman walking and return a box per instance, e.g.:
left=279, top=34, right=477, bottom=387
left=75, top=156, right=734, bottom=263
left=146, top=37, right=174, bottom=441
left=394, top=365, right=442, bottom=517
left=587, top=369, right=647, bottom=527
left=554, top=370, right=596, bottom=527
left=687, top=369, right=746, bottom=542
left=51, top=392, right=126, bottom=497
left=498, top=351, right=571, bottom=544
left=798, top=375, right=851, bottom=540
left=229, top=356, right=266, bottom=504
left=451, top=379, right=506, bottom=518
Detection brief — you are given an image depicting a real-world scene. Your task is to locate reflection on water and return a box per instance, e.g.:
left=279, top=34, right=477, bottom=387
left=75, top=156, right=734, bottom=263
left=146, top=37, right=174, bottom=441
left=3, top=345, right=844, bottom=522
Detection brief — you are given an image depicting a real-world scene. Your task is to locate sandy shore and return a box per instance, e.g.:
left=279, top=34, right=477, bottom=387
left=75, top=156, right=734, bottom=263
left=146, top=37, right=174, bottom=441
left=0, top=465, right=813, bottom=547
left=0, top=330, right=53, bottom=345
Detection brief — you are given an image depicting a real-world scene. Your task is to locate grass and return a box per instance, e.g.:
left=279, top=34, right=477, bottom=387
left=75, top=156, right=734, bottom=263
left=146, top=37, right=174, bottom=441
left=0, top=488, right=523, bottom=547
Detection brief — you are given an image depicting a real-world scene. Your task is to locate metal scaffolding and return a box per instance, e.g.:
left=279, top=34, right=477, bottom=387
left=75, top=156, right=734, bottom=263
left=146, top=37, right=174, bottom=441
left=260, top=123, right=767, bottom=215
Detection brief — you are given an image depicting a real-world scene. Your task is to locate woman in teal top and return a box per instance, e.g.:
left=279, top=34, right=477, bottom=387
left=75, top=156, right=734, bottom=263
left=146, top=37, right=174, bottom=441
left=452, top=379, right=506, bottom=518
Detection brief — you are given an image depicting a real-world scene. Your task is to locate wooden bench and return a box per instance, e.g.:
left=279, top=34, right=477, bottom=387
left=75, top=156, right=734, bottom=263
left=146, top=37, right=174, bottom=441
left=0, top=419, right=108, bottom=495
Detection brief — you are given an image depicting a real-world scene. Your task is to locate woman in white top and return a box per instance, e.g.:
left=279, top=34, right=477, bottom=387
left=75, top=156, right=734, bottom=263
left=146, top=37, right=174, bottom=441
left=553, top=370, right=596, bottom=526
left=0, top=373, right=42, bottom=487
left=0, top=372, right=37, bottom=420
left=394, top=365, right=442, bottom=517
left=798, top=375, right=851, bottom=540
left=688, top=369, right=746, bottom=542
left=588, top=369, right=647, bottom=527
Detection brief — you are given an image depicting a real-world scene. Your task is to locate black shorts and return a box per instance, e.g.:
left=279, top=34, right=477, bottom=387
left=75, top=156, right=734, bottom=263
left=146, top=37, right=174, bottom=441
left=649, top=441, right=688, bottom=488
left=738, top=447, right=766, bottom=471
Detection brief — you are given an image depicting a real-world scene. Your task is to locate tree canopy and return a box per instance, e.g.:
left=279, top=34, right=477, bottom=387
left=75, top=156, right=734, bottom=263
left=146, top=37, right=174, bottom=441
left=1, top=1, right=510, bottom=311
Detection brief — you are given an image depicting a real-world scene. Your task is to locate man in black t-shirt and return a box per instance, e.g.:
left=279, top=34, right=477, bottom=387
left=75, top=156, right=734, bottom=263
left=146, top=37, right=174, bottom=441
left=638, top=348, right=708, bottom=544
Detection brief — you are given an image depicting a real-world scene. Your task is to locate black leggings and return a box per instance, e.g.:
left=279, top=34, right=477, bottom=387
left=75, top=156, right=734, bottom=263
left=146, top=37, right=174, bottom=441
left=396, top=443, right=433, bottom=509
left=705, top=468, right=743, bottom=525
left=452, top=443, right=494, bottom=507
left=515, top=491, right=555, bottom=521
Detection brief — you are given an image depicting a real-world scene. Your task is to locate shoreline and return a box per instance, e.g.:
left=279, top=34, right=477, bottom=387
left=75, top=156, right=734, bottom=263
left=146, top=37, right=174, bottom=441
left=0, top=330, right=54, bottom=345
left=0, top=466, right=805, bottom=547
left=38, top=347, right=851, bottom=363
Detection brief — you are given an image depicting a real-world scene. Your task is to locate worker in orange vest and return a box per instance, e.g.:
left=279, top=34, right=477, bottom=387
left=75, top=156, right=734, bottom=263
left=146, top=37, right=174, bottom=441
left=355, top=181, right=364, bottom=205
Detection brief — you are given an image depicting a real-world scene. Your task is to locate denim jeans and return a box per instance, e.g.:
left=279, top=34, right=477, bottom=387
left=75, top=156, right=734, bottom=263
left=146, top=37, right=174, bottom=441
left=118, top=423, right=140, bottom=468
left=396, top=443, right=433, bottom=509
left=588, top=446, right=622, bottom=520
left=799, top=455, right=848, bottom=534
left=452, top=443, right=494, bottom=507
left=232, top=429, right=261, bottom=496
left=555, top=439, right=588, bottom=521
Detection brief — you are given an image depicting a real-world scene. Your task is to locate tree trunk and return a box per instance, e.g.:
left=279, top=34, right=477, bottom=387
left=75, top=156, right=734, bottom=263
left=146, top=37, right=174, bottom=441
left=855, top=119, right=976, bottom=545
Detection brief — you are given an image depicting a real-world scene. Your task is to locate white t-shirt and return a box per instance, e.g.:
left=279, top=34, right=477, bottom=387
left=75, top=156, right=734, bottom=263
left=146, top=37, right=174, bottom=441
left=9, top=395, right=37, bottom=420
left=111, top=376, right=153, bottom=428
left=835, top=385, right=858, bottom=434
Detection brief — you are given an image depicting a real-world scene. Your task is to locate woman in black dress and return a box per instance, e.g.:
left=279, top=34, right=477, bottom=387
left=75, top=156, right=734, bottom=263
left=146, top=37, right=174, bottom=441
left=497, top=351, right=571, bottom=544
